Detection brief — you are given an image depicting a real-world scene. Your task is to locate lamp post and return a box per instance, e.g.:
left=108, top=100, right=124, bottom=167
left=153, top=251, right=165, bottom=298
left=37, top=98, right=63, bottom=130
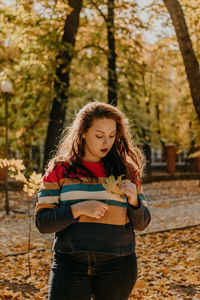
left=1, top=80, right=13, bottom=215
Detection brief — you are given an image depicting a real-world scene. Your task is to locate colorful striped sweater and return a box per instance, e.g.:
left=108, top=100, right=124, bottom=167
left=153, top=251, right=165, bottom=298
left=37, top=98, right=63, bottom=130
left=35, top=160, right=151, bottom=256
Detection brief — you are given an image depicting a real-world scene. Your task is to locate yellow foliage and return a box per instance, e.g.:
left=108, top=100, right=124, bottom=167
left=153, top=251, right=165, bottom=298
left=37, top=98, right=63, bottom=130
left=29, top=171, right=43, bottom=185
left=0, top=158, right=25, bottom=171
left=0, top=158, right=42, bottom=197
left=10, top=171, right=27, bottom=183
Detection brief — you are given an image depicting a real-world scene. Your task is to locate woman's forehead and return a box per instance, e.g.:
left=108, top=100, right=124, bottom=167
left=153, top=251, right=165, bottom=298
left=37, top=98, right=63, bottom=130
left=90, top=118, right=116, bottom=131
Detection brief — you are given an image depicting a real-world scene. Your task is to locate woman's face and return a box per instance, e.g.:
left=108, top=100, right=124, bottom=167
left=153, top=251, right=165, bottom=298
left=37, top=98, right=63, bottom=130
left=82, top=118, right=116, bottom=162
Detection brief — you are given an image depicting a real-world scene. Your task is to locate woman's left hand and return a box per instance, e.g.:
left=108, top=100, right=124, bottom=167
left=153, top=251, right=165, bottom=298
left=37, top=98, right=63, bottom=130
left=118, top=180, right=138, bottom=207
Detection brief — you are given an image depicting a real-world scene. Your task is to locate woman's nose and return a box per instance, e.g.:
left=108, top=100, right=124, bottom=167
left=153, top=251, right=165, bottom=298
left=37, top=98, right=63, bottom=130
left=103, top=137, right=109, bottom=145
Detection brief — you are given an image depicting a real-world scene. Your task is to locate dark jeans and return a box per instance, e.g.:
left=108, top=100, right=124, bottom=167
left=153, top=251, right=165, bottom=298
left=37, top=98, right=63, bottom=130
left=48, top=251, right=138, bottom=300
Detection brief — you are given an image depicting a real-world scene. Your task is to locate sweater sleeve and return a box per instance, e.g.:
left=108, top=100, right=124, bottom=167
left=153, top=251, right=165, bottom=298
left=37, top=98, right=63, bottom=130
left=127, top=193, right=151, bottom=231
left=127, top=169, right=151, bottom=231
left=35, top=206, right=77, bottom=234
left=35, top=163, right=77, bottom=234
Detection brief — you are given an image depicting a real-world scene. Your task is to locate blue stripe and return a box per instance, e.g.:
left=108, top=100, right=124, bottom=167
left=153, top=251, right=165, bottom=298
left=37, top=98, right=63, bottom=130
left=38, top=189, right=60, bottom=198
left=59, top=199, right=128, bottom=208
left=60, top=184, right=105, bottom=193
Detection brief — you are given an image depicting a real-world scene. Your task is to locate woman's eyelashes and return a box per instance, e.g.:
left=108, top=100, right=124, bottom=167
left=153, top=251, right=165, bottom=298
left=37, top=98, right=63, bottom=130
left=96, top=135, right=115, bottom=139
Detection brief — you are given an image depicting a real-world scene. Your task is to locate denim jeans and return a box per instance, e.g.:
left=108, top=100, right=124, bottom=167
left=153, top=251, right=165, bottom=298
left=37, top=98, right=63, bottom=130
left=48, top=251, right=138, bottom=300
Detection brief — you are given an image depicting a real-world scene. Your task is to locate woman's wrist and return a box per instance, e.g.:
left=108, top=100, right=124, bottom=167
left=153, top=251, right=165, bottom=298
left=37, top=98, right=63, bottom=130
left=127, top=194, right=139, bottom=207
left=71, top=202, right=83, bottom=219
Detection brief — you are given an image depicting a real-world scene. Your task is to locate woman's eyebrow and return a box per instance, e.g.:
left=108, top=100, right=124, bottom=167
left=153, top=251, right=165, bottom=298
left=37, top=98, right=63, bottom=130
left=96, top=130, right=116, bottom=133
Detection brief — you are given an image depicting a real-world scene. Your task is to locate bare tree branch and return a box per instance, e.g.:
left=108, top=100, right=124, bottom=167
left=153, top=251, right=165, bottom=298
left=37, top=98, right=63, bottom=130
left=90, top=0, right=107, bottom=21
left=77, top=44, right=108, bottom=55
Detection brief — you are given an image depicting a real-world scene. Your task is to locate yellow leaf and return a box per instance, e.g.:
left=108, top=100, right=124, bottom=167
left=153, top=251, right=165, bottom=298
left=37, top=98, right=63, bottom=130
left=187, top=274, right=199, bottom=285
left=102, top=175, right=127, bottom=196
left=134, top=279, right=147, bottom=289
left=29, top=171, right=42, bottom=185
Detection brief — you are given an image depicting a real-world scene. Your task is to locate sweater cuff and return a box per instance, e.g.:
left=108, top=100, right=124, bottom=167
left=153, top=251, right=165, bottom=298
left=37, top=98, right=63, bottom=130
left=63, top=205, right=78, bottom=224
left=128, top=193, right=145, bottom=210
left=129, top=198, right=141, bottom=210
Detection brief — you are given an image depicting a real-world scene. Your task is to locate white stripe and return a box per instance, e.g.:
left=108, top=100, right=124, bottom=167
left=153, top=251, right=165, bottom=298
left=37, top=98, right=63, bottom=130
left=60, top=190, right=126, bottom=203
left=38, top=196, right=59, bottom=204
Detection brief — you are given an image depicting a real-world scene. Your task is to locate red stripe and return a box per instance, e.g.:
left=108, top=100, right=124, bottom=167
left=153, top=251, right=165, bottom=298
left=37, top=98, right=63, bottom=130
left=43, top=161, right=107, bottom=182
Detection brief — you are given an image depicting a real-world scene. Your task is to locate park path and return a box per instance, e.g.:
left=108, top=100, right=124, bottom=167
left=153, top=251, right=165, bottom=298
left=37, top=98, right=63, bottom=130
left=140, top=196, right=200, bottom=235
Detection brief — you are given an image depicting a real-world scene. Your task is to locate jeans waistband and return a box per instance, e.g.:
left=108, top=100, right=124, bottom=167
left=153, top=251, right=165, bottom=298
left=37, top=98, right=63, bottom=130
left=54, top=251, right=133, bottom=265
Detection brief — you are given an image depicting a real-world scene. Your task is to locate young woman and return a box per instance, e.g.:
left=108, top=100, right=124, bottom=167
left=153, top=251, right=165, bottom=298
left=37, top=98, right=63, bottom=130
left=35, top=101, right=151, bottom=300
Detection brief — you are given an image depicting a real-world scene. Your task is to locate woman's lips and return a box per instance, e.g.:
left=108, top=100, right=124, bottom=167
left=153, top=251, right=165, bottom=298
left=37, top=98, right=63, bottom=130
left=101, top=148, right=108, bottom=153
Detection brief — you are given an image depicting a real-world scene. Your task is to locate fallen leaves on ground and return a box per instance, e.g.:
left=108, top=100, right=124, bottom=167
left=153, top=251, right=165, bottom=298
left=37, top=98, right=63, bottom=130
left=132, top=226, right=200, bottom=299
left=0, top=226, right=199, bottom=299
left=0, top=180, right=200, bottom=299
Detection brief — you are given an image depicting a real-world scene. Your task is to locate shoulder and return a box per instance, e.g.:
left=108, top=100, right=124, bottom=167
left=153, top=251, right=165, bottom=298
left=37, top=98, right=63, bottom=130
left=43, top=162, right=67, bottom=183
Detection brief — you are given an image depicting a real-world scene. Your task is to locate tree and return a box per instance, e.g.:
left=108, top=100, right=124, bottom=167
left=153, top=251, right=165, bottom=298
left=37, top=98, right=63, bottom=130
left=163, top=0, right=200, bottom=120
left=107, top=0, right=117, bottom=105
left=90, top=0, right=118, bottom=106
left=43, top=0, right=83, bottom=169
left=2, top=0, right=199, bottom=173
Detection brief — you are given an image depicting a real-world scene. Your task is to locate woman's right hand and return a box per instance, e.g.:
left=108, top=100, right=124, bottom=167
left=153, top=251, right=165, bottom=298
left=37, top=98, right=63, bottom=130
left=71, top=200, right=109, bottom=219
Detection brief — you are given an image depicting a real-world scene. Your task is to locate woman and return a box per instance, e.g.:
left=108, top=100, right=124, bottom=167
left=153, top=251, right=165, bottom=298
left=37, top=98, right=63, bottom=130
left=35, top=101, right=151, bottom=300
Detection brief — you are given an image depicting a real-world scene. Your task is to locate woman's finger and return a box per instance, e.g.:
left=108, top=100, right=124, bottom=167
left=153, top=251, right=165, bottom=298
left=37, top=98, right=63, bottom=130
left=119, top=182, right=136, bottom=188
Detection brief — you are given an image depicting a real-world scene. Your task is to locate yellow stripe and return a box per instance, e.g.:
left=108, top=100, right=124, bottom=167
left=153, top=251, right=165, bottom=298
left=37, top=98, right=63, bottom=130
left=39, top=177, right=106, bottom=190
left=34, top=203, right=57, bottom=215
left=78, top=206, right=129, bottom=225
left=39, top=181, right=60, bottom=190
left=60, top=177, right=106, bottom=185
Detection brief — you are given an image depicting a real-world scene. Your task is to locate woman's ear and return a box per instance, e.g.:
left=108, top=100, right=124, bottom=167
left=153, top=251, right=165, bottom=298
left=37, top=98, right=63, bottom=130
left=82, top=133, right=85, bottom=139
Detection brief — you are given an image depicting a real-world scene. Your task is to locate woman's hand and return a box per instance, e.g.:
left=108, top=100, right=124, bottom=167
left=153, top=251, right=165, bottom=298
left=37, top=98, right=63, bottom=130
left=118, top=180, right=138, bottom=207
left=71, top=200, right=109, bottom=219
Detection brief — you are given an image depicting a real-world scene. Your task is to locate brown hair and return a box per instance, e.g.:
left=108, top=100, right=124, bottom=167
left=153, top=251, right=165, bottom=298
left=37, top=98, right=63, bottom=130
left=46, top=101, right=146, bottom=181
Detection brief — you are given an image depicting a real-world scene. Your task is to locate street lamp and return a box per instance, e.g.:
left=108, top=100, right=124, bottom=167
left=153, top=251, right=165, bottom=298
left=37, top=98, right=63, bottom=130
left=1, top=80, right=13, bottom=215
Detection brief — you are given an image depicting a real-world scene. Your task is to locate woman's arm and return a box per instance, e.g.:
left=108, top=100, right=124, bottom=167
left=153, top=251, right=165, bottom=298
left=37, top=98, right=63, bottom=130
left=127, top=194, right=151, bottom=231
left=35, top=206, right=78, bottom=234
left=35, top=199, right=109, bottom=233
left=118, top=180, right=151, bottom=231
left=35, top=162, right=79, bottom=234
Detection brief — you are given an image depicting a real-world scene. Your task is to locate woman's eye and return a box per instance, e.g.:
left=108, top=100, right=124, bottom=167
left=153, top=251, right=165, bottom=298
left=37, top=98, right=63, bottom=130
left=96, top=135, right=115, bottom=139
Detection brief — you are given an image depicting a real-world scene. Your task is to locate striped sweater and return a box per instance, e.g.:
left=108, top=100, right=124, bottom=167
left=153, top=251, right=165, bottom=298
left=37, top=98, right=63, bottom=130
left=35, top=160, right=151, bottom=256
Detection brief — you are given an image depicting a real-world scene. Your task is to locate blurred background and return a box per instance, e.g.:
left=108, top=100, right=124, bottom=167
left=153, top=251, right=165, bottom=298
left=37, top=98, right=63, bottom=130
left=0, top=0, right=200, bottom=179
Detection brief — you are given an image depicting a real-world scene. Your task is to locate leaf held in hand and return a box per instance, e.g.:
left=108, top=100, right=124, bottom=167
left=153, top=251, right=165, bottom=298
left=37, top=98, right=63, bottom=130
left=102, top=175, right=127, bottom=196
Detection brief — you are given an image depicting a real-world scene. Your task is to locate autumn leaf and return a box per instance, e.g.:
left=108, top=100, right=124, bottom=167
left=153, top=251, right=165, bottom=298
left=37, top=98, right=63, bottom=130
left=10, top=171, right=27, bottom=184
left=0, top=159, right=25, bottom=171
left=186, top=274, right=200, bottom=285
left=102, top=175, right=128, bottom=196
left=29, top=172, right=42, bottom=186
left=134, top=279, right=147, bottom=289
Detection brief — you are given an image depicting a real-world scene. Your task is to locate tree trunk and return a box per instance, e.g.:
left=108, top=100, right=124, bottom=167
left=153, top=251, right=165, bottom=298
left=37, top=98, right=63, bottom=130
left=142, top=72, right=152, bottom=176
left=155, top=102, right=166, bottom=153
left=163, top=0, right=200, bottom=120
left=43, top=0, right=82, bottom=169
left=143, top=142, right=152, bottom=176
left=107, top=0, right=117, bottom=106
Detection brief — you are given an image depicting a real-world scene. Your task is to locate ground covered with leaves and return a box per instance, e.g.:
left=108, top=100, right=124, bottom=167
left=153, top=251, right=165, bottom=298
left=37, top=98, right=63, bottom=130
left=0, top=180, right=200, bottom=299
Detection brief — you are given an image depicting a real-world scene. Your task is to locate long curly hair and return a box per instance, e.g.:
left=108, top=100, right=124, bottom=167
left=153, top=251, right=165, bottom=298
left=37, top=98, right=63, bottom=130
left=46, top=101, right=146, bottom=182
